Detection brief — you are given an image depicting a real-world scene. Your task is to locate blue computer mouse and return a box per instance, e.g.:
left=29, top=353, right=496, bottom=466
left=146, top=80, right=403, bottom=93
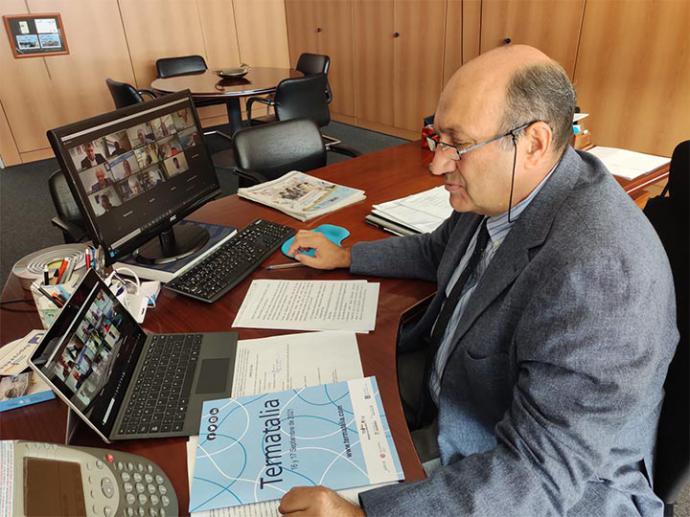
left=281, top=224, right=350, bottom=258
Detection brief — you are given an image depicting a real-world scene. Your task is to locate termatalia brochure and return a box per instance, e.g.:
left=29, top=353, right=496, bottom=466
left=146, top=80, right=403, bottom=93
left=189, top=377, right=403, bottom=512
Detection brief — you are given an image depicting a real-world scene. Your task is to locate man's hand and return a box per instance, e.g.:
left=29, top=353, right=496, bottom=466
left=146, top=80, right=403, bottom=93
left=286, top=230, right=352, bottom=270
left=279, top=486, right=364, bottom=516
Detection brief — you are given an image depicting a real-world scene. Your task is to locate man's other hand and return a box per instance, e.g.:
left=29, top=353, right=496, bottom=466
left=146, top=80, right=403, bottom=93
left=279, top=486, right=364, bottom=516
left=286, top=230, right=352, bottom=270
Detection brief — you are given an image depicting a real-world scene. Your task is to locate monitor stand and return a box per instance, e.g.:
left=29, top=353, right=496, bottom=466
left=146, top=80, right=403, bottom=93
left=135, top=221, right=210, bottom=265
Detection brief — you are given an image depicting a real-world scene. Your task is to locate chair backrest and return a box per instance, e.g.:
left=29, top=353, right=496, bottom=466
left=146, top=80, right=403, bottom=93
left=233, top=119, right=326, bottom=185
left=296, top=53, right=330, bottom=75
left=156, top=55, right=207, bottom=78
left=106, top=78, right=145, bottom=109
left=49, top=169, right=86, bottom=232
left=645, top=140, right=690, bottom=505
left=273, top=74, right=331, bottom=129
left=296, top=53, right=332, bottom=103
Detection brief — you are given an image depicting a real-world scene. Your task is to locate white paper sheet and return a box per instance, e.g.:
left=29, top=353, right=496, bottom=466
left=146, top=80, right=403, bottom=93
left=232, top=280, right=379, bottom=333
left=0, top=330, right=45, bottom=376
left=371, top=186, right=452, bottom=234
left=187, top=331, right=368, bottom=517
left=230, top=331, right=364, bottom=396
left=587, top=146, right=670, bottom=180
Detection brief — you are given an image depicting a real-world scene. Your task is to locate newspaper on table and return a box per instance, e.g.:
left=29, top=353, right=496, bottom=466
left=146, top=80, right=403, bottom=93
left=370, top=185, right=452, bottom=234
left=237, top=171, right=366, bottom=222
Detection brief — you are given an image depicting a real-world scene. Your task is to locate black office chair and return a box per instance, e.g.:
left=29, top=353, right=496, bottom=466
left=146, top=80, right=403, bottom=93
left=105, top=78, right=158, bottom=109
left=247, top=74, right=359, bottom=158
left=155, top=54, right=207, bottom=78
left=295, top=53, right=332, bottom=103
left=48, top=169, right=88, bottom=243
left=246, top=53, right=332, bottom=120
left=644, top=140, right=690, bottom=516
left=105, top=78, right=231, bottom=145
left=232, top=119, right=326, bottom=187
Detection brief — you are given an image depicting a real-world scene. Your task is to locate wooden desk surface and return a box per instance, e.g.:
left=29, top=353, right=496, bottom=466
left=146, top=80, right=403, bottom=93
left=0, top=141, right=668, bottom=513
left=151, top=68, right=303, bottom=101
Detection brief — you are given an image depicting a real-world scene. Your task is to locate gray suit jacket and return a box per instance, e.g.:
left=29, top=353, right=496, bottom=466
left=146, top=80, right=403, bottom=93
left=352, top=147, right=678, bottom=516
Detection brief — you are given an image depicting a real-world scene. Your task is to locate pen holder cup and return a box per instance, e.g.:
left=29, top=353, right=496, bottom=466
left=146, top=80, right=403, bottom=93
left=30, top=279, right=78, bottom=329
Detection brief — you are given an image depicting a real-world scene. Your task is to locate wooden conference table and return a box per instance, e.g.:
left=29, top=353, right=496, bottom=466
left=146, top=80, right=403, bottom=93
left=0, top=141, right=669, bottom=514
left=151, top=67, right=303, bottom=134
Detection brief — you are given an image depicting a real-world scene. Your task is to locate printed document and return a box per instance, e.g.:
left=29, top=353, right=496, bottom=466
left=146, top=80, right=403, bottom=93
left=371, top=186, right=452, bottom=234
left=587, top=146, right=670, bottom=180
left=237, top=171, right=366, bottom=221
left=0, top=330, right=45, bottom=376
left=187, top=331, right=377, bottom=517
left=232, top=280, right=379, bottom=333
left=189, top=377, right=402, bottom=512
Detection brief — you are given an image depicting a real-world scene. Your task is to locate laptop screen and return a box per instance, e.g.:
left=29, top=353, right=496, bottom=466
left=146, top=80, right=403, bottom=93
left=31, top=270, right=145, bottom=439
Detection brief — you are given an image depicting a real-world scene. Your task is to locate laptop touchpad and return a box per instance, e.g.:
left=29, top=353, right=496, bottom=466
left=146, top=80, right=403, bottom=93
left=195, top=359, right=230, bottom=394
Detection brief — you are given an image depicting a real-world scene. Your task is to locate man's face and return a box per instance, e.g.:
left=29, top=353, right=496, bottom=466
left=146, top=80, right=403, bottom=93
left=85, top=143, right=95, bottom=160
left=96, top=169, right=106, bottom=184
left=430, top=78, right=517, bottom=216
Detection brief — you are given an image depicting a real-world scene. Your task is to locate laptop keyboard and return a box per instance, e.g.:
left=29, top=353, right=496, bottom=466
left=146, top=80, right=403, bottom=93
left=119, top=334, right=201, bottom=435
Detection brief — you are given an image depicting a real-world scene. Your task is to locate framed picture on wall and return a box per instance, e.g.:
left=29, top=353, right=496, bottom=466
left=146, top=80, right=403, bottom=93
left=3, top=13, right=69, bottom=58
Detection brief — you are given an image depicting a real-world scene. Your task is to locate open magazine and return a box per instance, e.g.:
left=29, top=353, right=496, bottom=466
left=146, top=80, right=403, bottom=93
left=237, top=171, right=366, bottom=222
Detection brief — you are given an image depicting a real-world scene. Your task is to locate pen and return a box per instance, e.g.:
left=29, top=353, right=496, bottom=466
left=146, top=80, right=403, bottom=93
left=56, top=258, right=69, bottom=284
left=265, top=262, right=307, bottom=271
left=64, top=258, right=76, bottom=283
left=36, top=285, right=63, bottom=308
left=43, top=265, right=49, bottom=285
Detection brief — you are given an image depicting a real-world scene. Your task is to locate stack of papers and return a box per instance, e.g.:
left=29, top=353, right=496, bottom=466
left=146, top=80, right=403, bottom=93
left=587, top=146, right=670, bottom=180
left=0, top=330, right=55, bottom=412
left=237, top=171, right=366, bottom=222
left=367, top=186, right=452, bottom=235
left=232, top=280, right=379, bottom=333
left=186, top=331, right=401, bottom=516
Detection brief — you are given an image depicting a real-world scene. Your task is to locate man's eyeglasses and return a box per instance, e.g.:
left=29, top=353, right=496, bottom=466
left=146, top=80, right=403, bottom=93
left=426, top=121, right=540, bottom=160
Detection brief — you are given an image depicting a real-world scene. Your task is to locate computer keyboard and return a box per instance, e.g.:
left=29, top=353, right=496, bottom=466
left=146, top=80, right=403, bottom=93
left=120, top=334, right=201, bottom=435
left=164, top=219, right=295, bottom=303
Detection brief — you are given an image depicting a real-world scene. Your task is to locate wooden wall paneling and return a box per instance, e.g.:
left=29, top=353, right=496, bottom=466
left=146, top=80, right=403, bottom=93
left=285, top=0, right=319, bottom=66
left=196, top=0, right=242, bottom=123
left=0, top=0, right=47, bottom=153
left=0, top=0, right=134, bottom=155
left=573, top=0, right=690, bottom=156
left=0, top=100, right=21, bottom=166
left=233, top=0, right=290, bottom=68
left=393, top=0, right=446, bottom=131
left=443, top=0, right=463, bottom=85
left=480, top=0, right=585, bottom=77
left=118, top=0, right=207, bottom=90
left=29, top=0, right=135, bottom=120
left=319, top=0, right=355, bottom=116
left=462, top=0, right=481, bottom=63
left=197, top=0, right=241, bottom=69
left=353, top=0, right=395, bottom=126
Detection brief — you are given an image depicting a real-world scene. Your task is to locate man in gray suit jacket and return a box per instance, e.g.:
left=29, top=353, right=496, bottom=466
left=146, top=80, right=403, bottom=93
left=279, top=45, right=677, bottom=516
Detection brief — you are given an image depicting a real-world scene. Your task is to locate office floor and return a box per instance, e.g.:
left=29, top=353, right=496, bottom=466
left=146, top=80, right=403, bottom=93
left=0, top=121, right=407, bottom=286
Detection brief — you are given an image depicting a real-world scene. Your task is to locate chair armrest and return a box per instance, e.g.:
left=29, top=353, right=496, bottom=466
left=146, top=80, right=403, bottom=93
left=246, top=96, right=275, bottom=124
left=138, top=88, right=159, bottom=100
left=51, top=216, right=86, bottom=243
left=203, top=129, right=233, bottom=142
left=233, top=167, right=270, bottom=187
left=328, top=144, right=362, bottom=158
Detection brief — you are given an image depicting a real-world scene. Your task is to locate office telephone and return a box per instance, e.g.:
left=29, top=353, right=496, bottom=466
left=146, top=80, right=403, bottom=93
left=1, top=440, right=178, bottom=517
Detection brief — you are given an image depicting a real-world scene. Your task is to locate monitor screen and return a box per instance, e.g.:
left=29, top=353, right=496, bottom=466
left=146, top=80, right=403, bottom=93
left=48, top=91, right=220, bottom=264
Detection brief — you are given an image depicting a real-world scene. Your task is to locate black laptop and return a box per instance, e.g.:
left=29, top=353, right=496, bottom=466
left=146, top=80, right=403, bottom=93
left=30, top=269, right=237, bottom=443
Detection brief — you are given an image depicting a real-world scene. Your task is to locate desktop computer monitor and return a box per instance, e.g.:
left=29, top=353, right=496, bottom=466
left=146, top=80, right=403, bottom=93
left=48, top=91, right=221, bottom=265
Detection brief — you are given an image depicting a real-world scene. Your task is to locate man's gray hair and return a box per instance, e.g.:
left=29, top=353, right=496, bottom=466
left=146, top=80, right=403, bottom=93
left=499, top=62, right=576, bottom=152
